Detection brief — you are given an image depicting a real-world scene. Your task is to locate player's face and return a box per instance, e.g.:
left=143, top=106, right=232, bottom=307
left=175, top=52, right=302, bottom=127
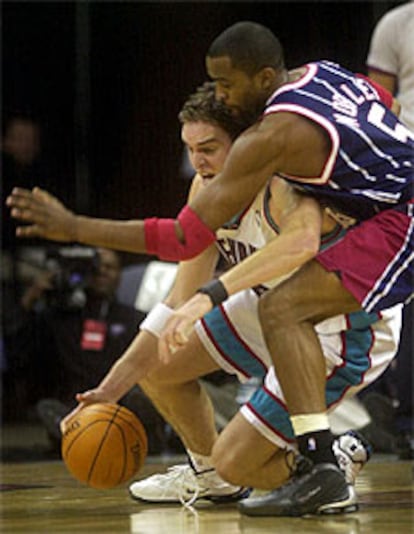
left=206, top=55, right=267, bottom=122
left=181, top=121, right=233, bottom=180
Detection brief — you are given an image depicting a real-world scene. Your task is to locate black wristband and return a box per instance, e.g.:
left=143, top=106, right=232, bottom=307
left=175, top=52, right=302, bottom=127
left=197, top=279, right=229, bottom=307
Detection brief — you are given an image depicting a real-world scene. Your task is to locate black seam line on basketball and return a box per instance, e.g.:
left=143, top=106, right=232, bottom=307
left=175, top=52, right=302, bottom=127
left=110, top=408, right=149, bottom=457
left=64, top=421, right=104, bottom=457
left=64, top=419, right=117, bottom=457
left=97, top=418, right=147, bottom=473
left=64, top=418, right=147, bottom=459
left=108, top=417, right=146, bottom=481
left=119, top=423, right=128, bottom=485
left=87, top=405, right=122, bottom=485
left=121, top=419, right=148, bottom=458
left=86, top=405, right=147, bottom=448
left=80, top=404, right=145, bottom=437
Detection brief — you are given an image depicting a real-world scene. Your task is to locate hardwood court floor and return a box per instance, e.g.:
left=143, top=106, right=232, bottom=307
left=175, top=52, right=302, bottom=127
left=1, top=455, right=413, bottom=533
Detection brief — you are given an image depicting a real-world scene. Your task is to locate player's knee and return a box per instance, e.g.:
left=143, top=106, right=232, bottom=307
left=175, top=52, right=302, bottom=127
left=258, top=286, right=298, bottom=329
left=212, top=441, right=243, bottom=486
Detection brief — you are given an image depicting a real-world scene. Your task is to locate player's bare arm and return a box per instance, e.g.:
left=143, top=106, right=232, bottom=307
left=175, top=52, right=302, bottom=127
left=7, top=186, right=149, bottom=252
left=219, top=193, right=322, bottom=295
left=62, top=329, right=159, bottom=430
left=164, top=173, right=220, bottom=306
left=159, top=189, right=324, bottom=358
left=189, top=112, right=331, bottom=231
left=62, top=173, right=219, bottom=428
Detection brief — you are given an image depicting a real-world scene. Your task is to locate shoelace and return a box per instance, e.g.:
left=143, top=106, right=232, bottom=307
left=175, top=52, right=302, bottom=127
left=157, top=464, right=236, bottom=508
left=177, top=466, right=202, bottom=508
left=155, top=465, right=200, bottom=508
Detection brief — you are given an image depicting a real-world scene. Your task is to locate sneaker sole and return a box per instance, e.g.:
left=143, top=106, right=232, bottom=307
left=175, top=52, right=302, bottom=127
left=318, top=484, right=359, bottom=515
left=318, top=502, right=359, bottom=515
left=129, top=486, right=251, bottom=505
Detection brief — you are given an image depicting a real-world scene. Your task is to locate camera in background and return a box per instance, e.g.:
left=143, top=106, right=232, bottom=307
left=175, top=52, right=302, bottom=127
left=45, top=246, right=99, bottom=310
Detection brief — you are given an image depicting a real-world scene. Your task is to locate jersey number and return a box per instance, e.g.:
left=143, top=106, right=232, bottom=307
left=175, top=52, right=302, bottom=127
left=368, top=102, right=414, bottom=143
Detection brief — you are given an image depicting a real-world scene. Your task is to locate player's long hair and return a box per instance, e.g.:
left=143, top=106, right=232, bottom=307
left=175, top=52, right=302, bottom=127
left=178, top=82, right=250, bottom=140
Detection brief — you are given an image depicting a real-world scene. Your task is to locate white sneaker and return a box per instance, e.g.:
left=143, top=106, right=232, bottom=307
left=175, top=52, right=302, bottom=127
left=333, top=430, right=372, bottom=485
left=129, top=464, right=250, bottom=506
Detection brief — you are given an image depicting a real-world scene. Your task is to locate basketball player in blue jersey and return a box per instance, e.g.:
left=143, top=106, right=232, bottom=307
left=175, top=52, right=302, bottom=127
left=154, top=22, right=413, bottom=516
left=7, top=22, right=413, bottom=516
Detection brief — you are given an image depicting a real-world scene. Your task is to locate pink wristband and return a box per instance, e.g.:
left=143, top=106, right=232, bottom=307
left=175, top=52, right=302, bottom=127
left=144, top=205, right=216, bottom=261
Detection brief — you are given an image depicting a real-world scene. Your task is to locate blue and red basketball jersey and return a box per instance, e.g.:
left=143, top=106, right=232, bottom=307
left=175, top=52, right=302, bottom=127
left=264, top=61, right=414, bottom=221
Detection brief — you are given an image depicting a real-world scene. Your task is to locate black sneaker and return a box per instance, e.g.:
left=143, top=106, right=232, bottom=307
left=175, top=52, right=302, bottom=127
left=239, top=458, right=357, bottom=517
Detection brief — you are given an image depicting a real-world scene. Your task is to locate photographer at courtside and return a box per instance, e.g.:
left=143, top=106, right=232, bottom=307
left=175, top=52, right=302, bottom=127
left=2, top=246, right=168, bottom=454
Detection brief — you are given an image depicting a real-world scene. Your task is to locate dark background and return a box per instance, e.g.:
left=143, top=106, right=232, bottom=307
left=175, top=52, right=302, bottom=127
left=3, top=1, right=403, bottom=222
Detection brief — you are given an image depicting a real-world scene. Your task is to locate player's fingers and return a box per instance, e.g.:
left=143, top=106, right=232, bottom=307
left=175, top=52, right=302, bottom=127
left=6, top=193, right=34, bottom=211
left=158, top=336, right=175, bottom=364
left=8, top=187, right=32, bottom=198
left=173, top=330, right=187, bottom=345
left=60, top=406, right=81, bottom=434
left=33, top=186, right=60, bottom=206
left=60, top=418, right=68, bottom=434
left=60, top=397, right=94, bottom=433
left=8, top=189, right=47, bottom=213
left=7, top=190, right=54, bottom=220
left=172, top=320, right=193, bottom=346
left=7, top=187, right=39, bottom=205
left=75, top=389, right=104, bottom=404
left=15, top=224, right=43, bottom=238
left=10, top=206, right=40, bottom=222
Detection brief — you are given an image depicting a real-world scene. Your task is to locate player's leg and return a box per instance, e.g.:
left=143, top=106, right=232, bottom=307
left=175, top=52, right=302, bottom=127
left=139, top=332, right=220, bottom=456
left=131, top=290, right=270, bottom=504
left=258, top=260, right=360, bottom=463
left=131, top=331, right=250, bottom=504
left=212, top=411, right=293, bottom=490
left=211, top=366, right=297, bottom=490
left=246, top=262, right=361, bottom=516
left=258, top=206, right=411, bottom=473
left=212, top=358, right=373, bottom=491
left=244, top=253, right=404, bottom=516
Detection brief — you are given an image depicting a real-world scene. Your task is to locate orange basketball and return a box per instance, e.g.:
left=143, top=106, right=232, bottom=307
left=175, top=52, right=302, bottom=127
left=61, top=403, right=148, bottom=489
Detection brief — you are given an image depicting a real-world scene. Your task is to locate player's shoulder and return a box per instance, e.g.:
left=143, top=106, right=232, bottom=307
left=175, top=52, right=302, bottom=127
left=261, top=106, right=320, bottom=146
left=376, top=3, right=413, bottom=31
left=385, top=2, right=413, bottom=21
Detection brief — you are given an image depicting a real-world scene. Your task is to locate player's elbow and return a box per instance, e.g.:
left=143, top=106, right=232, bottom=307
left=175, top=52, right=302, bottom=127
left=144, top=206, right=216, bottom=262
left=296, top=228, right=320, bottom=260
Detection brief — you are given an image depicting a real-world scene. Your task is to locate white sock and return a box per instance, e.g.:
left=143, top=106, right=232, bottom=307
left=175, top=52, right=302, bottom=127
left=290, top=413, right=330, bottom=436
left=188, top=450, right=214, bottom=472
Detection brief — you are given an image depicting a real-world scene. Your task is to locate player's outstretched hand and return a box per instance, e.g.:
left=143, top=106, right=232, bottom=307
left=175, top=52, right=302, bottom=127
left=60, top=388, right=116, bottom=433
left=6, top=186, right=77, bottom=242
left=158, top=292, right=213, bottom=363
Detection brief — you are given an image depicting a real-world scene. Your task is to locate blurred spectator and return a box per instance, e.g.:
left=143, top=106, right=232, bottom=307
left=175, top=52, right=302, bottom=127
left=1, top=113, right=52, bottom=253
left=360, top=1, right=414, bottom=458
left=3, top=114, right=40, bottom=166
left=366, top=1, right=414, bottom=131
left=2, top=247, right=169, bottom=455
left=1, top=113, right=54, bottom=362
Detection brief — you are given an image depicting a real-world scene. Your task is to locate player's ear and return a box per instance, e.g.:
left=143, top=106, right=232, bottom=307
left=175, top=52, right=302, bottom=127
left=257, top=67, right=276, bottom=91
